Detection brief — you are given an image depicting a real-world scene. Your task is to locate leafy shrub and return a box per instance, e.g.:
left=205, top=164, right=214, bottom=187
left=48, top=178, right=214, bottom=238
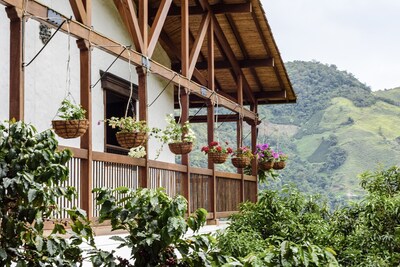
left=0, top=120, right=94, bottom=266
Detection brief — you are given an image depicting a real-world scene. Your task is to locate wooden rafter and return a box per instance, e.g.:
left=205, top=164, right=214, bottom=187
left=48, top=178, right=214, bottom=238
left=139, top=0, right=148, bottom=55
left=181, top=0, right=189, bottom=77
left=207, top=13, right=214, bottom=91
left=69, top=0, right=87, bottom=24
left=197, top=0, right=255, bottom=105
left=148, top=0, right=172, bottom=57
left=226, top=14, right=263, bottom=91
left=113, top=0, right=144, bottom=53
left=173, top=58, right=274, bottom=70
left=150, top=3, right=252, bottom=17
left=188, top=12, right=210, bottom=79
left=251, top=11, right=285, bottom=91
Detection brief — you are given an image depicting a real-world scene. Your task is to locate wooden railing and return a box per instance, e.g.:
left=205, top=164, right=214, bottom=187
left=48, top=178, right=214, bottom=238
left=57, top=146, right=258, bottom=220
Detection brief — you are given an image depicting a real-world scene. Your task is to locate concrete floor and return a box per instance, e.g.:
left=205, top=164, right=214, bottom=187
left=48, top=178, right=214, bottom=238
left=81, top=222, right=229, bottom=266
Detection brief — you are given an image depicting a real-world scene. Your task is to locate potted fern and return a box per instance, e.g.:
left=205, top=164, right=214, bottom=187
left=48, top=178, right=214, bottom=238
left=52, top=99, right=88, bottom=139
left=107, top=116, right=149, bottom=148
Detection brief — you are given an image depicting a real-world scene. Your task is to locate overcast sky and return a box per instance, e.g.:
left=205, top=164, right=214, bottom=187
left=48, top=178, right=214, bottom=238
left=262, top=0, right=400, bottom=91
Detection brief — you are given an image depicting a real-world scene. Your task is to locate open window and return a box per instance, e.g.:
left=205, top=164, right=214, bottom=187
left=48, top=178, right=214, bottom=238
left=101, top=71, right=138, bottom=154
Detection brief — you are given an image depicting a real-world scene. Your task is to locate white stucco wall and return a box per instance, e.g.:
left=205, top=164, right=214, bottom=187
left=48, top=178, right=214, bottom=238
left=0, top=1, right=175, bottom=163
left=0, top=10, right=10, bottom=120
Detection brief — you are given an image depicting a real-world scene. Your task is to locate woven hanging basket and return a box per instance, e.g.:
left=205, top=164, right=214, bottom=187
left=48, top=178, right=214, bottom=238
left=259, top=161, right=274, bottom=171
left=116, top=131, right=147, bottom=148
left=52, top=119, right=89, bottom=139
left=273, top=161, right=286, bottom=170
left=168, top=142, right=193, bottom=155
left=231, top=156, right=251, bottom=168
left=208, top=152, right=228, bottom=164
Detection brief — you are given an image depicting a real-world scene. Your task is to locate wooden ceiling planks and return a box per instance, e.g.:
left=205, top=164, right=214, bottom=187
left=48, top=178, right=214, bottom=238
left=152, top=0, right=296, bottom=104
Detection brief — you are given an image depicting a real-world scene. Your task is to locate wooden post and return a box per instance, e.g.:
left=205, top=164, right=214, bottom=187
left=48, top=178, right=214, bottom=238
left=207, top=16, right=218, bottom=223
left=77, top=39, right=93, bottom=218
left=251, top=103, right=258, bottom=201
left=181, top=0, right=191, bottom=214
left=137, top=67, right=148, bottom=188
left=236, top=74, right=245, bottom=203
left=6, top=7, right=24, bottom=121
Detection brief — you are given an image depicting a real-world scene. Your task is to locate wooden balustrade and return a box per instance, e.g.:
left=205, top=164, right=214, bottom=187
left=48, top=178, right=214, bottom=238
left=57, top=146, right=258, bottom=220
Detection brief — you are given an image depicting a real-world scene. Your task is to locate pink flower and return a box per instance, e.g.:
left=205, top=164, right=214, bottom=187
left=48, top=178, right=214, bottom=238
left=227, top=147, right=233, bottom=154
left=216, top=146, right=222, bottom=152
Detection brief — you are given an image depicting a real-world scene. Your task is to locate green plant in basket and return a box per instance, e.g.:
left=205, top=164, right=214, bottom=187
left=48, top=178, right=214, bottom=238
left=57, top=99, right=86, bottom=120
left=106, top=116, right=149, bottom=133
left=153, top=114, right=196, bottom=144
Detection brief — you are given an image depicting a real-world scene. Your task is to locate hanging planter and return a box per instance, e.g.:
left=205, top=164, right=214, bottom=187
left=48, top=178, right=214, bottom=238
left=168, top=142, right=193, bottom=155
left=208, top=152, right=229, bottom=164
left=231, top=146, right=254, bottom=168
left=116, top=131, right=147, bottom=148
left=152, top=114, right=196, bottom=156
left=201, top=141, right=233, bottom=164
left=52, top=99, right=88, bottom=139
left=273, top=153, right=288, bottom=170
left=232, top=157, right=251, bottom=168
left=273, top=161, right=286, bottom=170
left=107, top=117, right=149, bottom=149
left=259, top=160, right=274, bottom=171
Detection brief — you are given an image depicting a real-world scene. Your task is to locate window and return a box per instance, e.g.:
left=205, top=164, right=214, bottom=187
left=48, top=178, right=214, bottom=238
left=101, top=71, right=138, bottom=154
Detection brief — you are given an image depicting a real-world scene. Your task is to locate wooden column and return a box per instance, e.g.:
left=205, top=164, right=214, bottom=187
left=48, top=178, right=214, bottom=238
left=137, top=67, right=148, bottom=188
left=236, top=74, right=245, bottom=202
left=180, top=0, right=191, bottom=213
left=251, top=103, right=258, bottom=201
left=77, top=39, right=92, bottom=218
left=6, top=7, right=24, bottom=121
left=207, top=17, right=218, bottom=223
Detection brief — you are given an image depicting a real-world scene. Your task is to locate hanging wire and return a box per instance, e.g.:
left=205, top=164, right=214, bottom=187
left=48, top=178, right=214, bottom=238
left=147, top=73, right=177, bottom=108
left=215, top=94, right=219, bottom=142
left=188, top=90, right=216, bottom=121
left=177, top=75, right=182, bottom=123
left=124, top=50, right=134, bottom=118
left=91, top=45, right=130, bottom=89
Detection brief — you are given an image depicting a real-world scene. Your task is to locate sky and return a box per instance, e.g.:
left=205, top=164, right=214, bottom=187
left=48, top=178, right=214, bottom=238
left=262, top=0, right=400, bottom=91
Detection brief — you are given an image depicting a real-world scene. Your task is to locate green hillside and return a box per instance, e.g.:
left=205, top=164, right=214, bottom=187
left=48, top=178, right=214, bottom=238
left=189, top=61, right=400, bottom=205
left=262, top=61, right=400, bottom=203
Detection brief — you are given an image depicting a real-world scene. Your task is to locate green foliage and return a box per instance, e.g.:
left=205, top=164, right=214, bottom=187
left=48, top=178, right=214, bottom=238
left=152, top=114, right=196, bottom=144
left=107, top=116, right=149, bottom=133
left=217, top=186, right=338, bottom=266
left=92, top=187, right=233, bottom=266
left=57, top=99, right=86, bottom=120
left=0, top=120, right=94, bottom=266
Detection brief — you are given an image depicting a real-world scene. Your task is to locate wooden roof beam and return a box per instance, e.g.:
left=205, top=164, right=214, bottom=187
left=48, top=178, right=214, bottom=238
left=173, top=58, right=274, bottom=70
left=150, top=3, right=251, bottom=17
left=148, top=0, right=172, bottom=57
left=226, top=90, right=286, bottom=100
left=69, top=0, right=87, bottom=24
left=188, top=12, right=210, bottom=79
left=113, top=0, right=144, bottom=52
left=197, top=0, right=255, bottom=105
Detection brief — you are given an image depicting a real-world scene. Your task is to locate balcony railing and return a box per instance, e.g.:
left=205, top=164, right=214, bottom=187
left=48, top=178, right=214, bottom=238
left=56, top=146, right=257, bottom=221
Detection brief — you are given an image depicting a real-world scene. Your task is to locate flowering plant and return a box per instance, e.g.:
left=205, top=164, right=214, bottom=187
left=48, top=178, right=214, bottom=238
left=277, top=153, right=288, bottom=162
left=128, top=146, right=146, bottom=158
left=232, top=146, right=254, bottom=159
left=256, top=143, right=278, bottom=162
left=152, top=114, right=196, bottom=144
left=106, top=117, right=149, bottom=133
left=201, top=141, right=233, bottom=155
left=57, top=99, right=86, bottom=120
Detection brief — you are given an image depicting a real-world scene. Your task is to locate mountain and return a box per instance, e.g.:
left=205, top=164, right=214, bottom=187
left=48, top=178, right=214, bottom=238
left=189, top=60, right=400, bottom=206
left=261, top=61, right=400, bottom=204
